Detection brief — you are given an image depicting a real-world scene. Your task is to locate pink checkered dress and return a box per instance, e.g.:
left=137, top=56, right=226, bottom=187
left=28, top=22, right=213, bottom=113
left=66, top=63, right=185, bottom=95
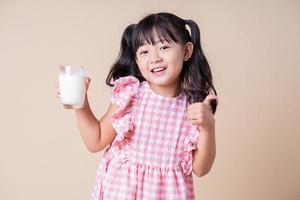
left=91, top=76, right=200, bottom=200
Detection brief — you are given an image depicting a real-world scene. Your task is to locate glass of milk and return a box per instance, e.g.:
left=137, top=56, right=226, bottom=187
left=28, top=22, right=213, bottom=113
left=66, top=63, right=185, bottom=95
left=59, top=65, right=86, bottom=109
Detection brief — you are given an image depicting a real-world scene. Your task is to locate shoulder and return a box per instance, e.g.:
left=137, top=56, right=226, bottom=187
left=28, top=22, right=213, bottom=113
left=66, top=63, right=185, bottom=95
left=111, top=75, right=140, bottom=89
left=110, top=76, right=141, bottom=106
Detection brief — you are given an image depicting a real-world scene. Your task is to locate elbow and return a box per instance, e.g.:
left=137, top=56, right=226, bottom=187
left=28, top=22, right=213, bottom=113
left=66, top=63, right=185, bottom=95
left=87, top=146, right=100, bottom=153
left=193, top=167, right=211, bottom=177
left=193, top=169, right=210, bottom=177
left=86, top=144, right=105, bottom=153
left=88, top=147, right=100, bottom=153
left=193, top=171, right=207, bottom=177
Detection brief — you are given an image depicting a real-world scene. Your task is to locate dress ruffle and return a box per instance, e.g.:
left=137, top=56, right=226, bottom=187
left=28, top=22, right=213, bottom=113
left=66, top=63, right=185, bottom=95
left=181, top=124, right=200, bottom=175
left=110, top=76, right=140, bottom=149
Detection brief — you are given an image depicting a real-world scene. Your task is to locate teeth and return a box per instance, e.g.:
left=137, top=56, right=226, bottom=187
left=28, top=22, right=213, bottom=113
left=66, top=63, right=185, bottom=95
left=152, top=67, right=166, bottom=72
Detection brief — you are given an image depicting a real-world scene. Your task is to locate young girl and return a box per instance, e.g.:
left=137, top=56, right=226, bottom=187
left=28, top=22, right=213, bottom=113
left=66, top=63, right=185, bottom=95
left=59, top=12, right=218, bottom=200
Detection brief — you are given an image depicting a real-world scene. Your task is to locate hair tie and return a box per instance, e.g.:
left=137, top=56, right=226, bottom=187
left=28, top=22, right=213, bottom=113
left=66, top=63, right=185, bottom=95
left=185, top=23, right=191, bottom=37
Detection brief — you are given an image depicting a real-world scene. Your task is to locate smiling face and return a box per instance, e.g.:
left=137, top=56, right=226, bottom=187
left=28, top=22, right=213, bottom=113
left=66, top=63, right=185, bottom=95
left=135, top=34, right=189, bottom=97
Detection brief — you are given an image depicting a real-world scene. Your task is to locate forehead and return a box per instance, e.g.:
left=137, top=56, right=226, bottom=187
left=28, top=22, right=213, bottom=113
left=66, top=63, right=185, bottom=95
left=135, top=26, right=179, bottom=49
left=140, top=30, right=171, bottom=43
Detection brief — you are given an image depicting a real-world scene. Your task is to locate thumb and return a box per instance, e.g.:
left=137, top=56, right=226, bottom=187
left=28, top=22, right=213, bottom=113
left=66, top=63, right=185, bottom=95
left=85, top=77, right=91, bottom=90
left=85, top=77, right=91, bottom=83
left=203, top=94, right=218, bottom=113
left=203, top=94, right=218, bottom=105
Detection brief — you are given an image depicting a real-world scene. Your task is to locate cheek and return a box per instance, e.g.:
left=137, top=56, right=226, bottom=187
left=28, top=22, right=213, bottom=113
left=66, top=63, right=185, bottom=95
left=168, top=51, right=184, bottom=67
left=139, top=67, right=147, bottom=75
left=136, top=59, right=145, bottom=70
left=136, top=62, right=148, bottom=77
left=170, top=58, right=184, bottom=72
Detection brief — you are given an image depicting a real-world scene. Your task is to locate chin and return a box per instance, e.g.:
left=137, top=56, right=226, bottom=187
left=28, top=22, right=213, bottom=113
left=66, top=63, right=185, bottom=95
left=148, top=77, right=170, bottom=86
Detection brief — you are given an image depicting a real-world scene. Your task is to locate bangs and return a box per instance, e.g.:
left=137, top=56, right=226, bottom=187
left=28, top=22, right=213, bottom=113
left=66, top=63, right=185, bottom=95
left=133, top=19, right=179, bottom=53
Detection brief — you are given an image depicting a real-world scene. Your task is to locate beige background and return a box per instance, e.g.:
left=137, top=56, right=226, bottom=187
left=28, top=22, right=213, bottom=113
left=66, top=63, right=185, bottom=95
left=0, top=0, right=299, bottom=199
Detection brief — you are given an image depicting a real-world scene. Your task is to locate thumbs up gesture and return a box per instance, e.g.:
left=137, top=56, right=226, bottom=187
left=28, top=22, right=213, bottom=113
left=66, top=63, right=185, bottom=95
left=187, top=94, right=218, bottom=131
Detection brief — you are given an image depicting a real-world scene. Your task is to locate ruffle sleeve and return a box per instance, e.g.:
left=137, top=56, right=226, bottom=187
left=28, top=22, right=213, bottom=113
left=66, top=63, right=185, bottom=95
left=109, top=76, right=140, bottom=149
left=181, top=124, right=200, bottom=175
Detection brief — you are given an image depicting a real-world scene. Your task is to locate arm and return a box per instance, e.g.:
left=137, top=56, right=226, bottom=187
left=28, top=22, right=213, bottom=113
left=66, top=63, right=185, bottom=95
left=187, top=94, right=218, bottom=177
left=192, top=126, right=216, bottom=177
left=75, top=97, right=117, bottom=153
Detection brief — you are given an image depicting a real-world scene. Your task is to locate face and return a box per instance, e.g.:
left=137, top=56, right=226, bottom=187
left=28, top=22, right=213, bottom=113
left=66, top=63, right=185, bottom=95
left=135, top=36, right=186, bottom=93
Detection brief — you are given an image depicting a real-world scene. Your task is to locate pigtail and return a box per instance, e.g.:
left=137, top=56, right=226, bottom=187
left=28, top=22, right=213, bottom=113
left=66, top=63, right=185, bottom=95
left=184, top=20, right=218, bottom=114
left=106, top=24, right=143, bottom=86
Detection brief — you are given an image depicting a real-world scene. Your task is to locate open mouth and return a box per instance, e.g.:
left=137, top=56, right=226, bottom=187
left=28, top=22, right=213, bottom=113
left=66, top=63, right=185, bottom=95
left=151, top=67, right=167, bottom=73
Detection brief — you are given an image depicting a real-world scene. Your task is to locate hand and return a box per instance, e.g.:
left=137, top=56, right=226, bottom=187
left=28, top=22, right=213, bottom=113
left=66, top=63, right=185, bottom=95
left=187, top=94, right=218, bottom=131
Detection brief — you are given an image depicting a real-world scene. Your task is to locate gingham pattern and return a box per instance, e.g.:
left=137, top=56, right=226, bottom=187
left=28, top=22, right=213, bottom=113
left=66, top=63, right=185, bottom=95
left=91, top=76, right=199, bottom=200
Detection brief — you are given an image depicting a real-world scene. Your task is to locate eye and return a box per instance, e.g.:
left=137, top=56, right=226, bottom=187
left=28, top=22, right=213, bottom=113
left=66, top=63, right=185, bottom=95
left=160, top=46, right=169, bottom=50
left=139, top=50, right=148, bottom=55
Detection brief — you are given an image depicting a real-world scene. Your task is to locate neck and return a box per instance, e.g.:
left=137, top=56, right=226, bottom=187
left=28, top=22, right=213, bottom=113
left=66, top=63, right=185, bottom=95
left=149, top=81, right=182, bottom=98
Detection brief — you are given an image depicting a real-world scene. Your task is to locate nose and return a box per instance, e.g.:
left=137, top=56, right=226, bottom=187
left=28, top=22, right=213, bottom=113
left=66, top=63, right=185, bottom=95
left=150, top=50, right=162, bottom=64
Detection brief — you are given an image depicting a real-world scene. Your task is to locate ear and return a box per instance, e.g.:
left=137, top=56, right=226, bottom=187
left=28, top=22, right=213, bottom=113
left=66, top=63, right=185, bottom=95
left=183, top=42, right=194, bottom=61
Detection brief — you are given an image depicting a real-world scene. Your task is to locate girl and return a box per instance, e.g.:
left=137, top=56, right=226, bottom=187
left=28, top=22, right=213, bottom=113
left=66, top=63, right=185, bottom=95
left=58, top=12, right=218, bottom=200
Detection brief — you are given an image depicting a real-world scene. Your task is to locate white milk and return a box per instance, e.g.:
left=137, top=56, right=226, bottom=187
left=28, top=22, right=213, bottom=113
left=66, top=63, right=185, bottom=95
left=59, top=66, right=86, bottom=109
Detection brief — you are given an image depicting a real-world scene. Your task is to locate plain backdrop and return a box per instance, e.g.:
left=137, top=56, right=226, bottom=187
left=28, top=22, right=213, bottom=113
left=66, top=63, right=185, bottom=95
left=0, top=0, right=299, bottom=199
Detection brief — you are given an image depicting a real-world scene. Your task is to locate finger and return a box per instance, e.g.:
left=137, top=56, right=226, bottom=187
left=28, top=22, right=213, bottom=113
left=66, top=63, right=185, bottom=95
left=85, top=77, right=91, bottom=90
left=187, top=102, right=201, bottom=112
left=85, top=77, right=91, bottom=83
left=188, top=103, right=208, bottom=115
left=187, top=110, right=201, bottom=121
left=55, top=89, right=61, bottom=98
left=203, top=94, right=218, bottom=106
left=85, top=77, right=91, bottom=86
left=190, top=119, right=202, bottom=126
left=186, top=112, right=195, bottom=120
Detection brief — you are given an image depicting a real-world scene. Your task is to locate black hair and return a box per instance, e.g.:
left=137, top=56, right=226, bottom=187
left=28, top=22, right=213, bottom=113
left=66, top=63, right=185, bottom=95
left=105, top=24, right=145, bottom=83
left=106, top=12, right=218, bottom=113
